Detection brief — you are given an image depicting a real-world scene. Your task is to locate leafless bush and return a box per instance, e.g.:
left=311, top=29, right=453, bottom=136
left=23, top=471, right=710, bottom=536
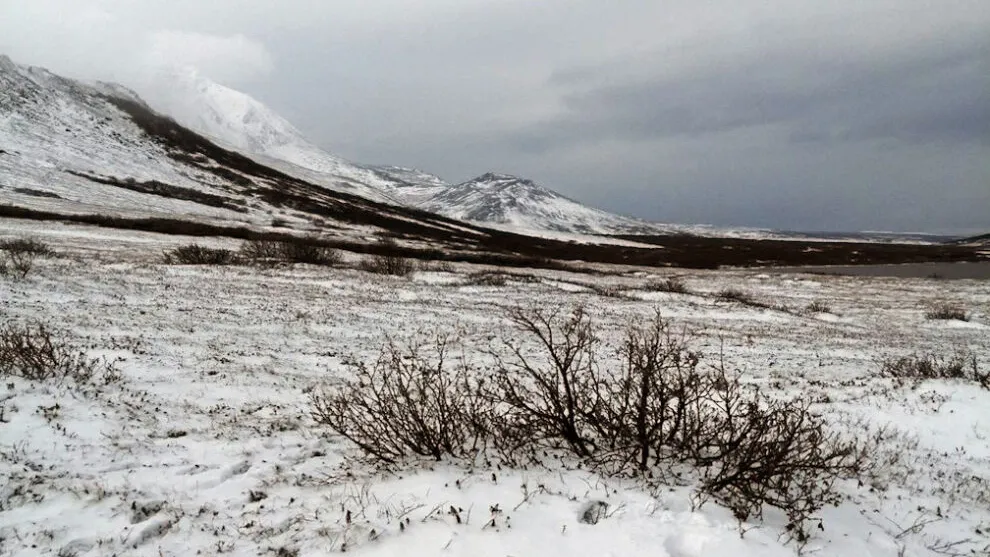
left=0, top=251, right=34, bottom=279
left=357, top=236, right=415, bottom=276
left=589, top=284, right=627, bottom=298
left=419, top=260, right=455, bottom=273
left=310, top=304, right=867, bottom=543
left=359, top=254, right=415, bottom=276
left=805, top=300, right=832, bottom=314
left=279, top=241, right=342, bottom=266
left=491, top=306, right=863, bottom=538
left=163, top=244, right=238, bottom=265
left=311, top=336, right=490, bottom=464
left=881, top=352, right=987, bottom=389
left=645, top=277, right=689, bottom=294
left=0, top=238, right=55, bottom=256
left=467, top=272, right=509, bottom=286
left=689, top=366, right=862, bottom=541
left=0, top=321, right=119, bottom=384
left=240, top=238, right=340, bottom=266
left=0, top=237, right=55, bottom=279
left=925, top=303, right=968, bottom=321
left=716, top=288, right=753, bottom=304
left=589, top=312, right=705, bottom=471
left=489, top=306, right=601, bottom=458
left=239, top=239, right=283, bottom=263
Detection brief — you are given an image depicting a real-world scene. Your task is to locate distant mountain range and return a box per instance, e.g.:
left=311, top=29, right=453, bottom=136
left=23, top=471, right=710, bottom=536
left=1, top=54, right=981, bottom=247
left=130, top=64, right=740, bottom=236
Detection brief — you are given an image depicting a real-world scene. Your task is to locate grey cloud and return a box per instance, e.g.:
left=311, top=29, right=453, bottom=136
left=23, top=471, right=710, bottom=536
left=516, top=36, right=990, bottom=150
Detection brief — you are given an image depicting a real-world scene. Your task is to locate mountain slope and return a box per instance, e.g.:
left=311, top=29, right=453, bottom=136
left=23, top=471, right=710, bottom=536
left=135, top=71, right=682, bottom=236
left=0, top=55, right=254, bottom=223
left=139, top=66, right=412, bottom=204
left=417, top=172, right=660, bottom=235
left=0, top=54, right=495, bottom=248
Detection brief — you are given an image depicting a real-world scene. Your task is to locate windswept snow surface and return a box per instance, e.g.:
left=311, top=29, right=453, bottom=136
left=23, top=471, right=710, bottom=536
left=0, top=55, right=260, bottom=224
left=1, top=220, right=988, bottom=557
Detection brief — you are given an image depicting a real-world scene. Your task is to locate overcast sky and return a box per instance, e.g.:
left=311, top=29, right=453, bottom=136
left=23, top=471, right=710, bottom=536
left=1, top=0, right=988, bottom=234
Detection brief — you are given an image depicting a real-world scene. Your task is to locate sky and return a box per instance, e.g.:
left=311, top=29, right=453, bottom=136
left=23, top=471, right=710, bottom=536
left=1, top=0, right=988, bottom=234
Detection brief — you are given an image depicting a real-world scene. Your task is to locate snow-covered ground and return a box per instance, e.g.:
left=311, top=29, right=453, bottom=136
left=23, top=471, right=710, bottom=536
left=1, top=221, right=989, bottom=557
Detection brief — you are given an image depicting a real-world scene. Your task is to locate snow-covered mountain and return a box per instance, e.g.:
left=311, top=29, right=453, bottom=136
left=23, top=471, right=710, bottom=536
left=416, top=172, right=657, bottom=235
left=0, top=54, right=493, bottom=247
left=138, top=66, right=418, bottom=204
left=135, top=68, right=681, bottom=235
left=0, top=54, right=253, bottom=222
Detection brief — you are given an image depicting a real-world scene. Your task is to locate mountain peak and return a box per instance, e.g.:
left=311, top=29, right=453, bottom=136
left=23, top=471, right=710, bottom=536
left=477, top=171, right=522, bottom=181
left=0, top=54, right=15, bottom=71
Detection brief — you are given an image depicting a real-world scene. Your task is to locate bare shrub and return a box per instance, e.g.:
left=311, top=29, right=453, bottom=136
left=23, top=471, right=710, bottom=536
left=0, top=321, right=119, bottom=384
left=590, top=284, right=627, bottom=298
left=311, top=336, right=490, bottom=464
left=881, top=352, right=987, bottom=389
left=0, top=237, right=55, bottom=279
left=0, top=238, right=55, bottom=256
left=360, top=254, right=415, bottom=276
left=924, top=303, right=968, bottom=321
left=240, top=238, right=340, bottom=266
left=805, top=300, right=832, bottom=314
left=0, top=250, right=34, bottom=279
left=645, top=277, right=689, bottom=294
left=418, top=260, right=455, bottom=273
left=310, top=304, right=867, bottom=543
left=163, top=244, right=237, bottom=265
left=589, top=311, right=705, bottom=471
left=358, top=236, right=415, bottom=276
left=279, top=241, right=342, bottom=266
left=694, top=389, right=861, bottom=541
left=239, top=239, right=283, bottom=263
left=467, top=272, right=509, bottom=286
left=491, top=306, right=863, bottom=538
left=716, top=288, right=753, bottom=303
left=489, top=306, right=601, bottom=458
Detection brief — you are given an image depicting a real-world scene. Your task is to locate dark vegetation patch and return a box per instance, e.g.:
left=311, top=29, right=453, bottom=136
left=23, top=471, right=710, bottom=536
left=66, top=170, right=246, bottom=212
left=881, top=352, right=987, bottom=389
left=645, top=277, right=689, bottom=293
left=240, top=238, right=342, bottom=266
left=162, top=245, right=237, bottom=265
left=359, top=239, right=416, bottom=276
left=0, top=321, right=120, bottom=384
left=0, top=237, right=55, bottom=257
left=805, top=300, right=832, bottom=314
left=614, top=233, right=983, bottom=268
left=0, top=237, right=55, bottom=279
left=12, top=187, right=62, bottom=199
left=924, top=303, right=968, bottom=321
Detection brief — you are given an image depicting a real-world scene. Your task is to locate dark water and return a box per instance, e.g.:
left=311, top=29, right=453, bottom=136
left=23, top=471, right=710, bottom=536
left=766, top=262, right=990, bottom=280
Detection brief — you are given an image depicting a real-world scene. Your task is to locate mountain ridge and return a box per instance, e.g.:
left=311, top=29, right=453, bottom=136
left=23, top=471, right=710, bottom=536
left=134, top=66, right=672, bottom=235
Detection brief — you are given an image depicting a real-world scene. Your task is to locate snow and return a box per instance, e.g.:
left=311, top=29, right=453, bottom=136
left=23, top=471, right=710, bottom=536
left=137, top=65, right=416, bottom=205
left=1, top=221, right=989, bottom=556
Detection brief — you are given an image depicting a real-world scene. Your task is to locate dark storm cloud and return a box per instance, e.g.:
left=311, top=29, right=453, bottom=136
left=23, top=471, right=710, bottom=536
left=511, top=35, right=990, bottom=151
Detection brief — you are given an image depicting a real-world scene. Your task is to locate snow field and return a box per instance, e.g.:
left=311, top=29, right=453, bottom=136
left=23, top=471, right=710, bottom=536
left=0, top=223, right=988, bottom=556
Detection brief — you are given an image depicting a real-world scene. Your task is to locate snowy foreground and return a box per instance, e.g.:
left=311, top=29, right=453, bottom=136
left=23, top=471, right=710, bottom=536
left=1, top=221, right=989, bottom=557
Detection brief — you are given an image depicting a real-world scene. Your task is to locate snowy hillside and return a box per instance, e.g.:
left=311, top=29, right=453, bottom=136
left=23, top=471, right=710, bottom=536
left=0, top=54, right=501, bottom=251
left=417, top=172, right=660, bottom=235
left=138, top=66, right=410, bottom=204
left=131, top=71, right=706, bottom=236
left=0, top=55, right=257, bottom=223
left=2, top=219, right=989, bottom=556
